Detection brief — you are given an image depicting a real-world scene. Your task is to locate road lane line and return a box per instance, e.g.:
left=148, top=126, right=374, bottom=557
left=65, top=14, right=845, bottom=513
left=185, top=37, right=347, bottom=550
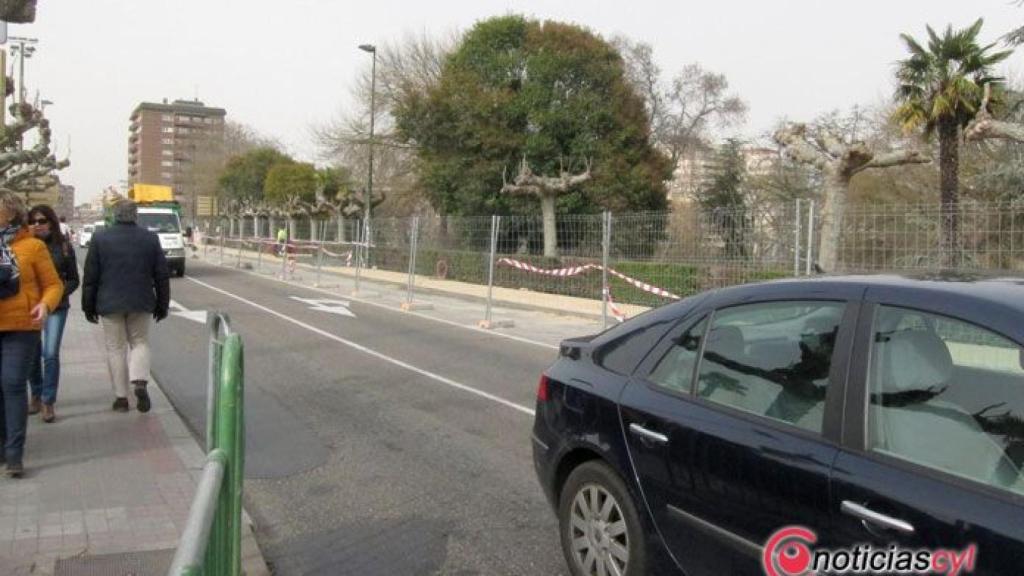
left=186, top=276, right=537, bottom=417
left=191, top=260, right=564, bottom=351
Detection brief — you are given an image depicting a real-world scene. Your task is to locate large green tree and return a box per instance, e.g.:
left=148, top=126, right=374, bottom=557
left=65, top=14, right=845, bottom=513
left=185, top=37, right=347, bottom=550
left=894, top=19, right=1012, bottom=263
left=264, top=162, right=318, bottom=206
left=217, top=147, right=293, bottom=209
left=698, top=139, right=748, bottom=257
left=396, top=15, right=670, bottom=253
left=265, top=162, right=319, bottom=239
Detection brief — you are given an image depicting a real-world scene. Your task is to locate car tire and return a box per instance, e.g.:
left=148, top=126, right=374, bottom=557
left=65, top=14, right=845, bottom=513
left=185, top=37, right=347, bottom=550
left=558, top=460, right=648, bottom=576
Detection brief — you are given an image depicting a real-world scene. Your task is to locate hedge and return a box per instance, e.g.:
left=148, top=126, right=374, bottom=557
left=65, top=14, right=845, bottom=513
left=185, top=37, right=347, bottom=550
left=332, top=246, right=790, bottom=309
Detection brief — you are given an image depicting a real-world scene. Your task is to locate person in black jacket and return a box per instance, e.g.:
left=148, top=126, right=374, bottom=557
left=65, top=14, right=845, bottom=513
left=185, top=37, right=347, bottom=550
left=81, top=199, right=170, bottom=413
left=26, top=205, right=80, bottom=423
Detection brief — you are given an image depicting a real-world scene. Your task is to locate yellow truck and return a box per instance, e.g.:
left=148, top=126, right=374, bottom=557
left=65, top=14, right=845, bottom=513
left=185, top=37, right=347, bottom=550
left=108, top=184, right=187, bottom=276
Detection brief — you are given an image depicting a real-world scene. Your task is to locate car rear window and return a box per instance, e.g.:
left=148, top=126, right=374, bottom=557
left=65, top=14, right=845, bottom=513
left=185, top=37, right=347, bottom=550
left=595, top=319, right=675, bottom=375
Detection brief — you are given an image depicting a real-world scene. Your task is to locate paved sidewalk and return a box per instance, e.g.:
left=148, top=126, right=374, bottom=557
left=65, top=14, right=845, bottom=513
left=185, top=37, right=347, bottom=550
left=202, top=241, right=654, bottom=320
left=0, top=312, right=267, bottom=575
left=194, top=246, right=606, bottom=348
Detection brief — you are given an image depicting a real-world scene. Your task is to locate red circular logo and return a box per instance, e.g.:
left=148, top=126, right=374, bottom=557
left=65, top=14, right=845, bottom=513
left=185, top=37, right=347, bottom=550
left=763, top=526, right=817, bottom=576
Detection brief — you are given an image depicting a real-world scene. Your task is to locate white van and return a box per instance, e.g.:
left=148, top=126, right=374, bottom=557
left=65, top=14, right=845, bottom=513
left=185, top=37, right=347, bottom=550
left=137, top=206, right=186, bottom=277
left=78, top=221, right=106, bottom=248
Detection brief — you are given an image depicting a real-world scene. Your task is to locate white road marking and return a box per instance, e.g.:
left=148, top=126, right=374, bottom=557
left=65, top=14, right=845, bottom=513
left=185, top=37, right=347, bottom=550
left=168, top=299, right=208, bottom=324
left=289, top=296, right=357, bottom=318
left=194, top=260, right=563, bottom=351
left=186, top=276, right=536, bottom=417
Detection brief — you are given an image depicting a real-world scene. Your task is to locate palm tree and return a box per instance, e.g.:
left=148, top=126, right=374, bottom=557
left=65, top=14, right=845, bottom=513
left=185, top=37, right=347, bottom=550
left=894, top=19, right=1012, bottom=265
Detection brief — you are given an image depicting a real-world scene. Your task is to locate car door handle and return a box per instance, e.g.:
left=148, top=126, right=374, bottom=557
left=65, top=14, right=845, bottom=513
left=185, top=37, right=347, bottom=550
left=840, top=501, right=915, bottom=534
left=628, top=423, right=669, bottom=444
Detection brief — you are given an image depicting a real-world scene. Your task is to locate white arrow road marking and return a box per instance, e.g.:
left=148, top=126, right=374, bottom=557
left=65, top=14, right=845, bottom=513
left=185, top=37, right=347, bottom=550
left=289, top=296, right=357, bottom=318
left=168, top=299, right=208, bottom=324
left=187, top=277, right=533, bottom=416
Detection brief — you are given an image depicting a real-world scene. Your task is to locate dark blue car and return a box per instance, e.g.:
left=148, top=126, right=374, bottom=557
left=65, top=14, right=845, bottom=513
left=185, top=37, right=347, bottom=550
left=533, top=275, right=1024, bottom=575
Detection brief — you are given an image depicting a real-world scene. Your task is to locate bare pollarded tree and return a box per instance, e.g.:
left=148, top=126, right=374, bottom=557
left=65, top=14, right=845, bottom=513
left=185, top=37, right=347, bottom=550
left=614, top=37, right=747, bottom=169
left=1, top=102, right=69, bottom=198
left=774, top=123, right=929, bottom=271
left=501, top=157, right=592, bottom=258
left=315, top=31, right=457, bottom=216
left=966, top=85, right=1024, bottom=143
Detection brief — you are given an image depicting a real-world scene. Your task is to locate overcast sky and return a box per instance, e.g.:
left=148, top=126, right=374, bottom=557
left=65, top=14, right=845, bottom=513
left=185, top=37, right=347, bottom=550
left=12, top=0, right=1024, bottom=204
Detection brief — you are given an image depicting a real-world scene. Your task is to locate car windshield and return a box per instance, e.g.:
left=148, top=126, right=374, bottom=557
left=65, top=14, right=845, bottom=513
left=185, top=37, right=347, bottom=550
left=138, top=212, right=180, bottom=234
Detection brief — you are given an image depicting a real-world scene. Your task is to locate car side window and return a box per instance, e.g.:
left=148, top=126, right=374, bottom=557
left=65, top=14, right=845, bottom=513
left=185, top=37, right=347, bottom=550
left=647, top=316, right=708, bottom=394
left=595, top=319, right=675, bottom=376
left=695, top=301, right=845, bottom=433
left=869, top=306, right=1024, bottom=496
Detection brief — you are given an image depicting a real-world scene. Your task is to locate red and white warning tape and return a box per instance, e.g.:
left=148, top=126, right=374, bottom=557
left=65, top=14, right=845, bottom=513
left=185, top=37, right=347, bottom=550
left=497, top=257, right=681, bottom=300
left=602, top=288, right=627, bottom=323
left=320, top=246, right=353, bottom=265
left=497, top=258, right=598, bottom=277
left=604, top=268, right=681, bottom=300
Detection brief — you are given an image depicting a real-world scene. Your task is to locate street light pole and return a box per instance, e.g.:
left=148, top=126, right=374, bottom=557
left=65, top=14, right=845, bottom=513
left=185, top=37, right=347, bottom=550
left=9, top=37, right=37, bottom=106
left=358, top=44, right=376, bottom=222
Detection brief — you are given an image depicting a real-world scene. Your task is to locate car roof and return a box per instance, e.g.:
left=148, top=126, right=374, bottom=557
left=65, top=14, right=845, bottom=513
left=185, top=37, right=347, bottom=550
left=703, top=272, right=1024, bottom=343
left=750, top=272, right=1024, bottom=310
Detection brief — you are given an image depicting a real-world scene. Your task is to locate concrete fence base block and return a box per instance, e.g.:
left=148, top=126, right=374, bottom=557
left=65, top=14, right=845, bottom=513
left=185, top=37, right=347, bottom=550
left=477, top=319, right=516, bottom=330
left=351, top=289, right=381, bottom=298
left=400, top=302, right=435, bottom=312
left=239, top=263, right=253, bottom=270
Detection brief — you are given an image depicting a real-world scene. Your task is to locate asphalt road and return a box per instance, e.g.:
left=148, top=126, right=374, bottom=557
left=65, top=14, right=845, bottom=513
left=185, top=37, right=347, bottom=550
left=148, top=258, right=572, bottom=575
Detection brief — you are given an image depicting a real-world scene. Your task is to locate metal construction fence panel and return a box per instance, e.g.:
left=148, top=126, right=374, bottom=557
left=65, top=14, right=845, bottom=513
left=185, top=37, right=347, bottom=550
left=200, top=200, right=1024, bottom=313
left=837, top=201, right=1024, bottom=272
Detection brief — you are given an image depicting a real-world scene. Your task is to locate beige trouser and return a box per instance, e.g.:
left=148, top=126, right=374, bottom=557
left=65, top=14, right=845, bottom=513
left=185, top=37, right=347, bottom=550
left=100, top=313, right=152, bottom=398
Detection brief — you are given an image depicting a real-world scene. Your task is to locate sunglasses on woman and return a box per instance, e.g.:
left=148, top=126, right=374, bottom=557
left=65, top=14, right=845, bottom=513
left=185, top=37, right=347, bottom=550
left=29, top=218, right=50, bottom=226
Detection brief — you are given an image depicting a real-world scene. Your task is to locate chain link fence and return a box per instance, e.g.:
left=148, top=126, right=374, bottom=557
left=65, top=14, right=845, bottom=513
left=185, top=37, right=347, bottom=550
left=197, top=200, right=1024, bottom=320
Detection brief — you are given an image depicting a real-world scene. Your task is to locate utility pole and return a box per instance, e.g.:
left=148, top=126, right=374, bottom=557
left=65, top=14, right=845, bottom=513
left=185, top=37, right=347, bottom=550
left=8, top=36, right=36, bottom=106
left=358, top=44, right=377, bottom=222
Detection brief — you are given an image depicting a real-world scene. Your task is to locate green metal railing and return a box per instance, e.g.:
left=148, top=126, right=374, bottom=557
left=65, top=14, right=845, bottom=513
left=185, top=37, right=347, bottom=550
left=168, top=313, right=245, bottom=576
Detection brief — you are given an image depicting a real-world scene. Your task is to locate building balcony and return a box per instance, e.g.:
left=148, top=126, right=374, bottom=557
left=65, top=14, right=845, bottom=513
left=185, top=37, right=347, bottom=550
left=129, top=132, right=139, bottom=143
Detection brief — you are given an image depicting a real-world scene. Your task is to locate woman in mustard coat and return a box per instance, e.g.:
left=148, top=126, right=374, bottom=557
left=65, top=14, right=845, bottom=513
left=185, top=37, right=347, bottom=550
left=0, top=190, right=63, bottom=477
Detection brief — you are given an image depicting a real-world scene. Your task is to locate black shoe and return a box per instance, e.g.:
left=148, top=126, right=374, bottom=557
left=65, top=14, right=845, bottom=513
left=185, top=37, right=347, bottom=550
left=6, top=462, right=23, bottom=478
left=135, top=387, right=151, bottom=413
left=112, top=397, right=130, bottom=412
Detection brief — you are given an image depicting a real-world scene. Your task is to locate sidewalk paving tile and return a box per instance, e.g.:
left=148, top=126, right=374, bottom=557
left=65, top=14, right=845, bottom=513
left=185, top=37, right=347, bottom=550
left=0, top=311, right=268, bottom=576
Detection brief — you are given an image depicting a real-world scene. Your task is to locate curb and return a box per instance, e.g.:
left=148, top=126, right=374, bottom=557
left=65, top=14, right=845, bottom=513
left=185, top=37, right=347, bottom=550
left=149, top=376, right=271, bottom=576
left=198, top=248, right=630, bottom=322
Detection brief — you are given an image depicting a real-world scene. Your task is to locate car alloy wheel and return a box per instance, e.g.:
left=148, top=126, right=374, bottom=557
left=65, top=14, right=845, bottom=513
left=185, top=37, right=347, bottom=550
left=559, top=459, right=649, bottom=576
left=569, top=482, right=630, bottom=576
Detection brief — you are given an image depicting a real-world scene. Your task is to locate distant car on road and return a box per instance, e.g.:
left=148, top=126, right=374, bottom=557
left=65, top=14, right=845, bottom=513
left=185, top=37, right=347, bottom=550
left=78, top=221, right=105, bottom=248
left=533, top=274, right=1024, bottom=575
